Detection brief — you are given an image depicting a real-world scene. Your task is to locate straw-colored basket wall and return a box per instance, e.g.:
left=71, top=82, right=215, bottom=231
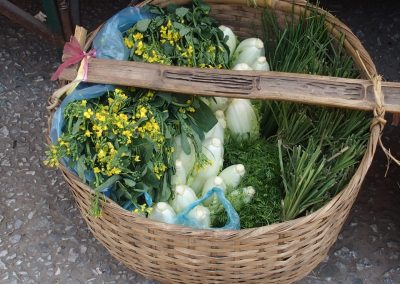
left=50, top=0, right=383, bottom=283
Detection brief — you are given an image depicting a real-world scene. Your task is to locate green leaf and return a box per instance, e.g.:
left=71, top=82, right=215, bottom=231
left=179, top=27, right=191, bottom=37
left=157, top=174, right=171, bottom=202
left=123, top=179, right=136, bottom=188
left=135, top=19, right=151, bottom=32
left=188, top=99, right=217, bottom=132
left=180, top=132, right=191, bottom=155
left=176, top=7, right=189, bottom=18
left=95, top=175, right=121, bottom=193
left=77, top=155, right=86, bottom=182
left=72, top=119, right=82, bottom=135
left=162, top=42, right=174, bottom=56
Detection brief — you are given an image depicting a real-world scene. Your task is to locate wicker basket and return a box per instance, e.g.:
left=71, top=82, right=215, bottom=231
left=50, top=0, right=383, bottom=283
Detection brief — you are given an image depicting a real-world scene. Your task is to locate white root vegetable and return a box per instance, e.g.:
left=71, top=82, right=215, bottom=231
left=243, top=186, right=256, bottom=204
left=189, top=138, right=224, bottom=194
left=171, top=160, right=187, bottom=186
left=201, top=176, right=226, bottom=206
left=172, top=135, right=196, bottom=175
left=205, top=110, right=226, bottom=143
left=226, top=99, right=259, bottom=140
left=218, top=164, right=245, bottom=190
left=148, top=202, right=176, bottom=224
left=208, top=97, right=230, bottom=112
left=170, top=185, right=197, bottom=213
left=219, top=25, right=237, bottom=57
left=188, top=205, right=211, bottom=229
left=234, top=38, right=264, bottom=54
left=232, top=63, right=253, bottom=71
left=251, top=56, right=270, bottom=71
left=233, top=38, right=265, bottom=66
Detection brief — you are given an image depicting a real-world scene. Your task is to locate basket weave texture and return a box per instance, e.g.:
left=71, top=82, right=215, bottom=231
left=51, top=0, right=382, bottom=283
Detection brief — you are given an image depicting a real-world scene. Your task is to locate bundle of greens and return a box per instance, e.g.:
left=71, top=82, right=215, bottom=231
left=261, top=6, right=370, bottom=221
left=46, top=88, right=217, bottom=216
left=124, top=0, right=229, bottom=68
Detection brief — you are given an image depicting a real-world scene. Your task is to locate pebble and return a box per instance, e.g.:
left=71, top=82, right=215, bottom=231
left=370, top=224, right=378, bottom=233
left=0, top=126, right=9, bottom=138
left=9, top=234, right=21, bottom=244
left=1, top=160, right=11, bottom=167
left=0, top=250, right=7, bottom=257
left=356, top=258, right=372, bottom=271
left=68, top=248, right=79, bottom=263
left=80, top=245, right=87, bottom=254
left=14, top=219, right=23, bottom=230
left=335, top=261, right=347, bottom=273
left=0, top=260, right=6, bottom=270
left=55, top=267, right=61, bottom=276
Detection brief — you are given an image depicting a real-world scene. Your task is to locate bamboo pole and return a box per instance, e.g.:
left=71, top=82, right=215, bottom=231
left=58, top=58, right=400, bottom=113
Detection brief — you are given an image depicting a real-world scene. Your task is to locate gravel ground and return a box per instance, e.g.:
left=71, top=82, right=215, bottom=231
left=0, top=1, right=399, bottom=283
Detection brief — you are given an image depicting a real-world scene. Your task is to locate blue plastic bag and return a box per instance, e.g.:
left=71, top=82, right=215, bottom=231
left=93, top=7, right=151, bottom=60
left=175, top=188, right=240, bottom=230
left=51, top=7, right=154, bottom=204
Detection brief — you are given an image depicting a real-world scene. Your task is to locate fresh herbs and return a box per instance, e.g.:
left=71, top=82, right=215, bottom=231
left=261, top=6, right=370, bottom=221
left=215, top=137, right=282, bottom=228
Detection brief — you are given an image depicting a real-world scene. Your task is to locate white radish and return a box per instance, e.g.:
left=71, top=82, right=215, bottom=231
left=226, top=99, right=259, bottom=140
left=251, top=56, right=270, bottom=71
left=208, top=97, right=230, bottom=112
left=148, top=202, right=176, bottom=224
left=170, top=185, right=197, bottom=213
left=232, top=63, right=253, bottom=71
left=188, top=205, right=211, bottom=229
left=201, top=176, right=226, bottom=206
left=172, top=135, right=196, bottom=175
left=205, top=110, right=226, bottom=143
left=219, top=164, right=246, bottom=190
left=219, top=25, right=237, bottom=57
left=171, top=160, right=187, bottom=186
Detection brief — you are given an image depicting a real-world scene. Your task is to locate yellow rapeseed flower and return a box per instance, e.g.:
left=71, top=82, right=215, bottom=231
left=83, top=108, right=94, bottom=119
left=133, top=33, right=143, bottom=41
left=84, top=130, right=92, bottom=137
left=81, top=100, right=87, bottom=106
left=93, top=167, right=101, bottom=173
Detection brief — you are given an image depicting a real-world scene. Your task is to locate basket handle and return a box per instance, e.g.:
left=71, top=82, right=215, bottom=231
left=57, top=57, right=400, bottom=114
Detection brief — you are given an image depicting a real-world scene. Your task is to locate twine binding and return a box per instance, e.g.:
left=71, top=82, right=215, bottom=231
left=357, top=50, right=400, bottom=173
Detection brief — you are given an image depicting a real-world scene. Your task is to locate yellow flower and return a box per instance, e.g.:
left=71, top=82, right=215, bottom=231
left=133, top=32, right=143, bottom=41
left=84, top=130, right=92, bottom=137
left=98, top=149, right=106, bottom=160
left=133, top=155, right=141, bottom=162
left=124, top=37, right=134, bottom=49
left=83, top=108, right=94, bottom=119
left=135, top=106, right=148, bottom=119
left=93, top=167, right=101, bottom=173
left=95, top=113, right=106, bottom=122
left=167, top=19, right=172, bottom=28
left=81, top=100, right=87, bottom=106
left=188, top=107, right=196, bottom=113
left=119, top=113, right=128, bottom=121
left=135, top=41, right=145, bottom=56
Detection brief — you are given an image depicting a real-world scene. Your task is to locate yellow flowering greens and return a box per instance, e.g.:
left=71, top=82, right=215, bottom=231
left=124, top=0, right=229, bottom=68
left=46, top=88, right=217, bottom=215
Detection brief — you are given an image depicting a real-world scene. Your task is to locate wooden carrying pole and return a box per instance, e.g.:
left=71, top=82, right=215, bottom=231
left=58, top=58, right=400, bottom=114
